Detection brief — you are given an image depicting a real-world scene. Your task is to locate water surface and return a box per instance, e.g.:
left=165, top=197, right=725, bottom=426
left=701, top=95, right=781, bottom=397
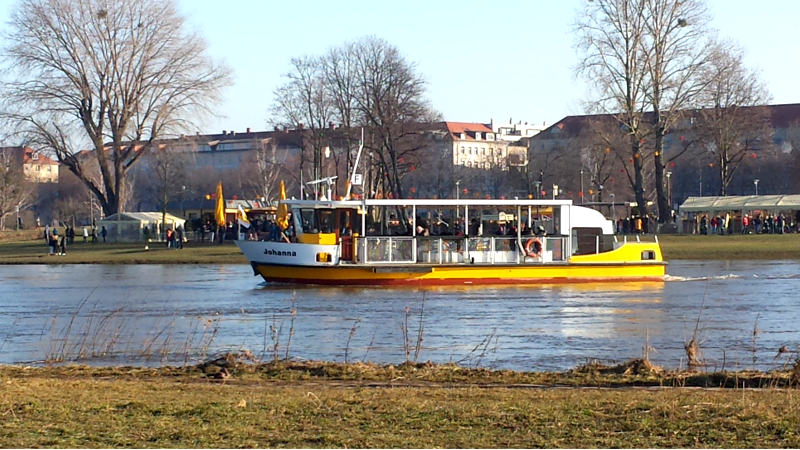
left=0, top=261, right=797, bottom=371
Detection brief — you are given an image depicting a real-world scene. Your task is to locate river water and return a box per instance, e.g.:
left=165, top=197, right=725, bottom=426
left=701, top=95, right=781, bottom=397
left=0, top=261, right=798, bottom=372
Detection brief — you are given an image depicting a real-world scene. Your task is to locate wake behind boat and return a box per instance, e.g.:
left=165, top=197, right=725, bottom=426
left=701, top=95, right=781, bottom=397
left=236, top=198, right=665, bottom=286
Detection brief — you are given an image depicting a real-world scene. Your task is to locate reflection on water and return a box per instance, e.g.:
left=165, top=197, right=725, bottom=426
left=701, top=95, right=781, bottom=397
left=0, top=261, right=798, bottom=372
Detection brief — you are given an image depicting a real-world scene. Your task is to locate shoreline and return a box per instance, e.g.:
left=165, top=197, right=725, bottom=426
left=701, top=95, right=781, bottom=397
left=1, top=233, right=800, bottom=264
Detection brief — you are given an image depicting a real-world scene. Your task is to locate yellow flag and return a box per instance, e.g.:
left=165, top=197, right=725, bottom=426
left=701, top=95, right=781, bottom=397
left=276, top=180, right=289, bottom=230
left=215, top=182, right=225, bottom=227
left=237, top=205, right=251, bottom=228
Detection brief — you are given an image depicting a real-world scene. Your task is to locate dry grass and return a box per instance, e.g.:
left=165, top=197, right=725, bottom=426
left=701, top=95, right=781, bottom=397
left=1, top=361, right=800, bottom=448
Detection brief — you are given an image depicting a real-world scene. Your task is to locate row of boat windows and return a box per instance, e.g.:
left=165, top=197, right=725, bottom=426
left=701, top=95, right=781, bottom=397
left=293, top=207, right=561, bottom=237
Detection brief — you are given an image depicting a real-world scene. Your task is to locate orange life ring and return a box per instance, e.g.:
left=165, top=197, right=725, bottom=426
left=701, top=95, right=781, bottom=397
left=524, top=238, right=542, bottom=258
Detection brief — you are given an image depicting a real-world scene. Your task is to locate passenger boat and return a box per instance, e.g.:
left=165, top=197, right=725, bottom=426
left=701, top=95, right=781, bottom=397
left=235, top=198, right=665, bottom=286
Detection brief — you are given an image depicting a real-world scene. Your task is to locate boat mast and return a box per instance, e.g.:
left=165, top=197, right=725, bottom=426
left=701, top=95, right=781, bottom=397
left=345, top=128, right=365, bottom=200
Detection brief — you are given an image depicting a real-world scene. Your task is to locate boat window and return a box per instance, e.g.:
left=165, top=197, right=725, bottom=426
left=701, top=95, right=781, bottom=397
left=300, top=209, right=319, bottom=234
left=318, top=209, right=335, bottom=233
left=571, top=227, right=604, bottom=255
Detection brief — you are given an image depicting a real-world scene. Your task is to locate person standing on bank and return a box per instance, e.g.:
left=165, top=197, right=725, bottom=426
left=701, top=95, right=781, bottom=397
left=101, top=226, right=107, bottom=242
left=59, top=231, right=67, bottom=255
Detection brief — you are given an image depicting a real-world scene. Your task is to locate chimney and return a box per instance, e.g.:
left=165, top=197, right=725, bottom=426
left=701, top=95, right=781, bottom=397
left=222, top=130, right=226, bottom=135
left=274, top=125, right=279, bottom=131
left=299, top=123, right=304, bottom=130
left=180, top=134, right=185, bottom=138
left=231, top=131, right=236, bottom=136
left=246, top=127, right=251, bottom=133
left=196, top=131, right=200, bottom=136
left=329, top=121, right=335, bottom=130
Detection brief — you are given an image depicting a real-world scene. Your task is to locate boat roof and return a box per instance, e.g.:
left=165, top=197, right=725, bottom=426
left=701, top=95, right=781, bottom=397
left=281, top=198, right=575, bottom=208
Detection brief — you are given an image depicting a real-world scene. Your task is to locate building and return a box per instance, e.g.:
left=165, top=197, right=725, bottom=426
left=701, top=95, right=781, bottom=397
left=0, top=146, right=59, bottom=183
left=489, top=118, right=546, bottom=142
left=526, top=103, right=800, bottom=205
left=165, top=127, right=304, bottom=171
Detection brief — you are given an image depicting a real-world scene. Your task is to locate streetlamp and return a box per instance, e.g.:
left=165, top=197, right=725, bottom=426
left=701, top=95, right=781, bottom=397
left=15, top=205, right=20, bottom=231
left=580, top=169, right=584, bottom=203
left=665, top=171, right=672, bottom=210
left=533, top=181, right=541, bottom=199
left=754, top=179, right=759, bottom=196
left=455, top=180, right=460, bottom=200
left=610, top=193, right=616, bottom=229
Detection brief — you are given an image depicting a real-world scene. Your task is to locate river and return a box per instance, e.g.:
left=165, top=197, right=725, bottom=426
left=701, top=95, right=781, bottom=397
left=0, top=261, right=797, bottom=372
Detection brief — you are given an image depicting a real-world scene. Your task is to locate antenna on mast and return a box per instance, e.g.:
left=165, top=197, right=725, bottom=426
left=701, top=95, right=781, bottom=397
left=345, top=128, right=365, bottom=200
left=306, top=176, right=338, bottom=201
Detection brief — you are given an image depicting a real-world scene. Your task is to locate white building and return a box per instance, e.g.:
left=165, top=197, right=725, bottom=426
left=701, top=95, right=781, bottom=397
left=489, top=118, right=546, bottom=142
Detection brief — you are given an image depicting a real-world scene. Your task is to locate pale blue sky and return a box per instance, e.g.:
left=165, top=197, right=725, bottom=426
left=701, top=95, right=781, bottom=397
left=1, top=0, right=798, bottom=134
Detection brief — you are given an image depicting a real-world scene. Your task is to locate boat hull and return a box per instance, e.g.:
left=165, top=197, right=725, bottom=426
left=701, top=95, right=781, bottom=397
left=250, top=261, right=666, bottom=286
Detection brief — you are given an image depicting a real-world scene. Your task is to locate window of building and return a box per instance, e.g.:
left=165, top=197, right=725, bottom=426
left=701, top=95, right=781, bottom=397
left=35, top=165, right=40, bottom=171
left=461, top=146, right=465, bottom=154
left=481, top=148, right=485, bottom=155
left=47, top=166, right=51, bottom=172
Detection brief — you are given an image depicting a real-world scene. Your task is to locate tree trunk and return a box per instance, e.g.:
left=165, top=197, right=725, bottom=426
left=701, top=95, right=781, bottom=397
left=653, top=121, right=669, bottom=223
left=631, top=136, right=647, bottom=218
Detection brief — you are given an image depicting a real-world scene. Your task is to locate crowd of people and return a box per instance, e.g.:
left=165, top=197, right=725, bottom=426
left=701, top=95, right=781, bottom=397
left=42, top=223, right=107, bottom=255
left=699, top=212, right=799, bottom=235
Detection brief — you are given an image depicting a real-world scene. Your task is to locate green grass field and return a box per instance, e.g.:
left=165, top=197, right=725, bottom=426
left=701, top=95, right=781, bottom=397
left=0, top=232, right=799, bottom=264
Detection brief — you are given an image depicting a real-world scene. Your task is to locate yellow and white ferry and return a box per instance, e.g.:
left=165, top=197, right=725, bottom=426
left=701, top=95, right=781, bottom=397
left=235, top=197, right=665, bottom=286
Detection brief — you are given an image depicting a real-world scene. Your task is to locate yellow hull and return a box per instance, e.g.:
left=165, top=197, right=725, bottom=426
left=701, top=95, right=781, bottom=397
left=253, top=262, right=665, bottom=286
left=246, top=240, right=666, bottom=286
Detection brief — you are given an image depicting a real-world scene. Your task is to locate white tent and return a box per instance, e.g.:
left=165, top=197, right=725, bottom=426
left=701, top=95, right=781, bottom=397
left=679, top=195, right=800, bottom=214
left=97, top=212, right=186, bottom=242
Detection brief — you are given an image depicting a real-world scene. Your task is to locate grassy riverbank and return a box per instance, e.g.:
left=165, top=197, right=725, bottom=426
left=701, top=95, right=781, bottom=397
left=0, top=239, right=247, bottom=265
left=1, top=361, right=799, bottom=448
left=0, top=232, right=799, bottom=264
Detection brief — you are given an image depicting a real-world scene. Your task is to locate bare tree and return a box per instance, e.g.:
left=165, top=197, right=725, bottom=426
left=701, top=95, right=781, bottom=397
left=0, top=149, right=34, bottom=229
left=241, top=138, right=292, bottom=201
left=0, top=0, right=231, bottom=216
left=352, top=36, right=438, bottom=204
left=694, top=42, right=772, bottom=196
left=642, top=0, right=712, bottom=221
left=141, top=144, right=195, bottom=237
left=322, top=43, right=361, bottom=193
left=271, top=56, right=335, bottom=199
left=575, top=0, right=652, bottom=215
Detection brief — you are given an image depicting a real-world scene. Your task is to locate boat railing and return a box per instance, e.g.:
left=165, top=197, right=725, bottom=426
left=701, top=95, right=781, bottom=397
left=354, top=235, right=567, bottom=265
left=359, top=236, right=416, bottom=264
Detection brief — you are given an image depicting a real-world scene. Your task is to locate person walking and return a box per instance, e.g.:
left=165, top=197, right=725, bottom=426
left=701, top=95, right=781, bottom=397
left=101, top=226, right=108, bottom=242
left=176, top=225, right=184, bottom=249
left=82, top=226, right=88, bottom=243
left=48, top=228, right=56, bottom=255
left=59, top=231, right=67, bottom=255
